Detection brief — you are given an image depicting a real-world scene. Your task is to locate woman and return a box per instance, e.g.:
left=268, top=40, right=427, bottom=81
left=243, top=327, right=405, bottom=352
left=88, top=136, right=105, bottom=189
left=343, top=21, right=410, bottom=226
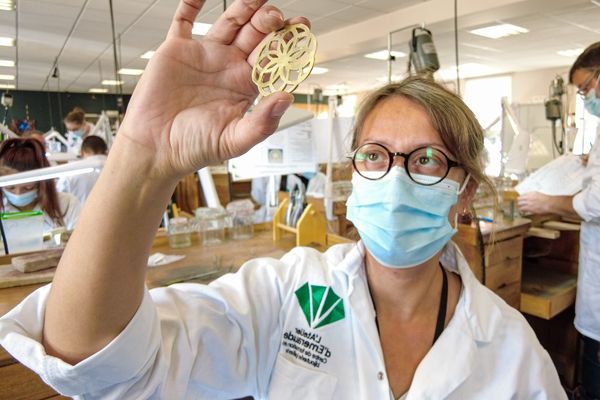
left=0, top=138, right=81, bottom=231
left=63, top=107, right=94, bottom=155
left=518, top=42, right=600, bottom=400
left=0, top=1, right=564, bottom=398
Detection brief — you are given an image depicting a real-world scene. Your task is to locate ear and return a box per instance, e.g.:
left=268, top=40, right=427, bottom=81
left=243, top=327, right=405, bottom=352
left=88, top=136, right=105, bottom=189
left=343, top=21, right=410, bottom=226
left=458, top=179, right=478, bottom=212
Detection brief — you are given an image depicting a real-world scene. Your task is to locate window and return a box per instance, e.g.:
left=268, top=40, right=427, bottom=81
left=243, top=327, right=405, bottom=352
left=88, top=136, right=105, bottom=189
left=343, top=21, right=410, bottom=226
left=464, top=75, right=512, bottom=176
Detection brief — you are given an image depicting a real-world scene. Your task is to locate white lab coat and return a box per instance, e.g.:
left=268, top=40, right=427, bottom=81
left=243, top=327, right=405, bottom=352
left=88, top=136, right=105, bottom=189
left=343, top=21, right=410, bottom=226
left=3, top=191, right=81, bottom=231
left=572, top=125, right=600, bottom=342
left=66, top=122, right=95, bottom=156
left=56, top=155, right=106, bottom=207
left=0, top=242, right=565, bottom=399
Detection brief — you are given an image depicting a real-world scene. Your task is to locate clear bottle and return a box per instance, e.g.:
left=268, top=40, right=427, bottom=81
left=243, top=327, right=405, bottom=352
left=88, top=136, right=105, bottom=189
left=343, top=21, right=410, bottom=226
left=195, top=207, right=227, bottom=245
left=168, top=217, right=192, bottom=248
left=226, top=199, right=255, bottom=240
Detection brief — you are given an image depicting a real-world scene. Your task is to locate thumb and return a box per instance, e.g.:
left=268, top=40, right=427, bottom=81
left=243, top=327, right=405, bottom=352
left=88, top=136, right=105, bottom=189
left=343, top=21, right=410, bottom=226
left=231, top=92, right=294, bottom=155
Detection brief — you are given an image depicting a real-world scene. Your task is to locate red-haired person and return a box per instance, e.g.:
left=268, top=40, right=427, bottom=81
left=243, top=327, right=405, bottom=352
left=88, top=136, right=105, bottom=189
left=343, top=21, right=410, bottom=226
left=0, top=138, right=81, bottom=231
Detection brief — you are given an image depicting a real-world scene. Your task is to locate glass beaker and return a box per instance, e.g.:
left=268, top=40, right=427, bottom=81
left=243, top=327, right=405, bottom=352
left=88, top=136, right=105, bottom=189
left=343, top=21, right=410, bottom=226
left=226, top=200, right=255, bottom=240
left=195, top=207, right=227, bottom=245
left=168, top=217, right=192, bottom=248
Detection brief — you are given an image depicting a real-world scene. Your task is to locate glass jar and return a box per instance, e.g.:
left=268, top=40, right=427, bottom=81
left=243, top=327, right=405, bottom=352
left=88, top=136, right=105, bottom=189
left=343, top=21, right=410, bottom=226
left=167, top=217, right=192, bottom=248
left=195, top=207, right=228, bottom=245
left=226, top=199, right=255, bottom=240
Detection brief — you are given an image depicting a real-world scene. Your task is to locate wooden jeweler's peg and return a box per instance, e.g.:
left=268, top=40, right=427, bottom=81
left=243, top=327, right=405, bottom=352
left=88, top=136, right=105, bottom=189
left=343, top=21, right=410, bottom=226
left=252, top=23, right=317, bottom=97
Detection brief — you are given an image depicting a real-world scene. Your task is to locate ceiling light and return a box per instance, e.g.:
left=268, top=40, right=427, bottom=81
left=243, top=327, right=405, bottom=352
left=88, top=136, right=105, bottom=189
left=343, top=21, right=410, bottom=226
left=437, top=63, right=496, bottom=80
left=311, top=67, right=329, bottom=75
left=325, top=84, right=348, bottom=91
left=0, top=59, right=14, bottom=67
left=469, top=23, right=528, bottom=39
left=364, top=50, right=407, bottom=61
left=0, top=0, right=14, bottom=11
left=89, top=88, right=109, bottom=93
left=118, top=68, right=144, bottom=76
left=0, top=83, right=14, bottom=89
left=0, top=74, right=15, bottom=80
left=557, top=48, right=583, bottom=57
left=192, top=22, right=212, bottom=36
left=141, top=50, right=155, bottom=59
left=102, top=80, right=124, bottom=86
left=0, top=37, right=15, bottom=47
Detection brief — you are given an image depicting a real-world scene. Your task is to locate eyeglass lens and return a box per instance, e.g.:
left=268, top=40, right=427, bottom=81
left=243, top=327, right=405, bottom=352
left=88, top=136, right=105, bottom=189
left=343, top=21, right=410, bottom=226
left=353, top=143, right=451, bottom=184
left=578, top=70, right=599, bottom=97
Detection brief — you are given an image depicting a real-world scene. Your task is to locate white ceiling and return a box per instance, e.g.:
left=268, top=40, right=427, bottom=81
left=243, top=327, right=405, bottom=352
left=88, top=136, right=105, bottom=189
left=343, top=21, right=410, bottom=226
left=0, top=0, right=598, bottom=95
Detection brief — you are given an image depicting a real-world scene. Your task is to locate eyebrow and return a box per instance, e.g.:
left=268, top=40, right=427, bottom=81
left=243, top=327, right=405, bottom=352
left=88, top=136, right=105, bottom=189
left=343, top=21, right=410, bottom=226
left=360, top=139, right=449, bottom=152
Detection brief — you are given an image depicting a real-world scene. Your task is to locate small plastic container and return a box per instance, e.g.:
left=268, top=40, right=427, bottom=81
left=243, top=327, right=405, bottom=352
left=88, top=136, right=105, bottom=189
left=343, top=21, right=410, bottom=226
left=195, top=207, right=228, bottom=245
left=1, top=211, right=44, bottom=254
left=167, top=217, right=192, bottom=248
left=226, top=200, right=255, bottom=240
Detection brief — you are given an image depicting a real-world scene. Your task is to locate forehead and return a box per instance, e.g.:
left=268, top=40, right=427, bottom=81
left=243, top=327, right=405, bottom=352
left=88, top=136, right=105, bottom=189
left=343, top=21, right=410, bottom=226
left=359, top=96, right=445, bottom=149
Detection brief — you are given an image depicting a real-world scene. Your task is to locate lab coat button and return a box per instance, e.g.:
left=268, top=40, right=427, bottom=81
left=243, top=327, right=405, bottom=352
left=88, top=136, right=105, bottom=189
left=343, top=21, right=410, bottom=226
left=377, top=371, right=384, bottom=380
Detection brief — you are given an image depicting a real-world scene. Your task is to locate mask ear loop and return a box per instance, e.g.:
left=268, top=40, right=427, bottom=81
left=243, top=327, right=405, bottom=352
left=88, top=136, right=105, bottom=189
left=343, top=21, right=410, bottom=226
left=452, top=173, right=471, bottom=229
left=457, top=173, right=471, bottom=195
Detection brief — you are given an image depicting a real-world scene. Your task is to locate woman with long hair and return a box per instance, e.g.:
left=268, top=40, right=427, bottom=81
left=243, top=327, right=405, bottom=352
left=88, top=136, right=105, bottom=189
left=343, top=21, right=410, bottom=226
left=0, top=138, right=81, bottom=230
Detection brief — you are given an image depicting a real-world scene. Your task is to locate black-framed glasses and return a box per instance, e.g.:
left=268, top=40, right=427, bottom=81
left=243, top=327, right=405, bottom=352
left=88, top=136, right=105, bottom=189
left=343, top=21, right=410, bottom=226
left=577, top=68, right=600, bottom=99
left=348, top=142, right=461, bottom=185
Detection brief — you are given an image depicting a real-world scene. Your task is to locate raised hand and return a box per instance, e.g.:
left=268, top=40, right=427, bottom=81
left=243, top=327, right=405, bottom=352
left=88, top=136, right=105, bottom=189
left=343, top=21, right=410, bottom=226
left=119, top=0, right=309, bottom=179
left=43, top=0, right=310, bottom=363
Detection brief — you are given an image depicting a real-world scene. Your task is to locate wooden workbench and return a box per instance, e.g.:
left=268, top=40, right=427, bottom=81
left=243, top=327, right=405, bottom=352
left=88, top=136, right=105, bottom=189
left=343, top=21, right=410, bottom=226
left=0, top=225, right=297, bottom=400
left=453, top=217, right=531, bottom=309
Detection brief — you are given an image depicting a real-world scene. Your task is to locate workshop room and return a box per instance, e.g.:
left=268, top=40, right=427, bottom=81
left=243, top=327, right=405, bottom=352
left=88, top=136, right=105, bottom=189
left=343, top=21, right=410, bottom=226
left=0, top=0, right=599, bottom=399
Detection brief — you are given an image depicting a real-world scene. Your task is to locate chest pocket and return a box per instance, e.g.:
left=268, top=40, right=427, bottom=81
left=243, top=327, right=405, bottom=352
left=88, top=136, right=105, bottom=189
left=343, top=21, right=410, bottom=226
left=268, top=354, right=337, bottom=399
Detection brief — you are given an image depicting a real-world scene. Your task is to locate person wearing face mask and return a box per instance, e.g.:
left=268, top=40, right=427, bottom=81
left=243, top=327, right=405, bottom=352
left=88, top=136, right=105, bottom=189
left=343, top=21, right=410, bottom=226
left=518, top=42, right=600, bottom=400
left=0, top=2, right=564, bottom=399
left=0, top=138, right=81, bottom=231
left=64, top=107, right=94, bottom=156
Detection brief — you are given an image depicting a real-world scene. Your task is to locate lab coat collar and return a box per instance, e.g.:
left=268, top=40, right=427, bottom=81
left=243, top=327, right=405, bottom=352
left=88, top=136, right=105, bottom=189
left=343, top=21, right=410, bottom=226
left=334, top=240, right=503, bottom=397
left=330, top=240, right=503, bottom=345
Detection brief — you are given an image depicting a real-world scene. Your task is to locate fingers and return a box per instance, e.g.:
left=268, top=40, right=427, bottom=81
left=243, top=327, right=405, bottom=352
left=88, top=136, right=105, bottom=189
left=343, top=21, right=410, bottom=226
left=167, top=0, right=207, bottom=39
left=230, top=5, right=285, bottom=55
left=227, top=93, right=294, bottom=155
left=247, top=16, right=311, bottom=65
left=206, top=0, right=267, bottom=45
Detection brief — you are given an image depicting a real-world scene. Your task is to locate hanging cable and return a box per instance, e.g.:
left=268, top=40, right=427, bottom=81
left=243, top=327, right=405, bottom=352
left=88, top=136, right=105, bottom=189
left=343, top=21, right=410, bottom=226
left=223, top=0, right=227, bottom=12
left=108, top=0, right=123, bottom=101
left=41, top=0, right=90, bottom=91
left=14, top=0, right=19, bottom=89
left=454, top=0, right=461, bottom=96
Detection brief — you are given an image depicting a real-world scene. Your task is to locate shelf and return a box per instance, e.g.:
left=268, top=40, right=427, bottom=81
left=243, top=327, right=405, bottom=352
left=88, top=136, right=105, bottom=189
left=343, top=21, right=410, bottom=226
left=521, top=264, right=577, bottom=320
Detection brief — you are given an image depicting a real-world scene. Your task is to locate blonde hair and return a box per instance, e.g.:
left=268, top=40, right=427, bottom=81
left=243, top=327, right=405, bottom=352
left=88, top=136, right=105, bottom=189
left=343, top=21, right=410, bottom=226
left=351, top=76, right=496, bottom=203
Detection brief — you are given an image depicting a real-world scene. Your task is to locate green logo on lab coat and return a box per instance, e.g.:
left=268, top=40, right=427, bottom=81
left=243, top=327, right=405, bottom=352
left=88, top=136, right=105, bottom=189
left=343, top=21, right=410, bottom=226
left=295, top=282, right=345, bottom=329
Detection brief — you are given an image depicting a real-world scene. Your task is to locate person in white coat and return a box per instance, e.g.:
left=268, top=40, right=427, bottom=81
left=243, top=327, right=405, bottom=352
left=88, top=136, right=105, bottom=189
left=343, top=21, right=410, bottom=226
left=518, top=42, right=600, bottom=400
left=56, top=136, right=107, bottom=207
left=0, top=138, right=81, bottom=231
left=0, top=1, right=565, bottom=399
left=64, top=107, right=94, bottom=156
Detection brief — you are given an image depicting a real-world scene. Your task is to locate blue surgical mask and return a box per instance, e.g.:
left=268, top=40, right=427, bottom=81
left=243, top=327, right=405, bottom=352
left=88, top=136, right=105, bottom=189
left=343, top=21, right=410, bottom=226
left=3, top=189, right=38, bottom=208
left=346, top=167, right=468, bottom=269
left=69, top=129, right=84, bottom=138
left=584, top=89, right=600, bottom=117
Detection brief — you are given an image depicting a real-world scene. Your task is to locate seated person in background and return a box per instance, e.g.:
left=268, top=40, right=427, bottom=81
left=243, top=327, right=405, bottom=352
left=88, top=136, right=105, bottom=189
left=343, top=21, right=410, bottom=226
left=22, top=130, right=47, bottom=150
left=64, top=107, right=94, bottom=155
left=56, top=136, right=107, bottom=207
left=0, top=138, right=81, bottom=231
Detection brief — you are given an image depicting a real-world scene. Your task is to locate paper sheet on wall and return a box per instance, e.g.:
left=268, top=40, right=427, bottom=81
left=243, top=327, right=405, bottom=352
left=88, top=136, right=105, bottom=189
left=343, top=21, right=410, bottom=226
left=515, top=154, right=586, bottom=195
left=229, top=120, right=317, bottom=180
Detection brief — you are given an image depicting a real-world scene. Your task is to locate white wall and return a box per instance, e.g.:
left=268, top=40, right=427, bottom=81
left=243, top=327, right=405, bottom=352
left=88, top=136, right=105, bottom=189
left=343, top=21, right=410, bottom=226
left=510, top=66, right=571, bottom=104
